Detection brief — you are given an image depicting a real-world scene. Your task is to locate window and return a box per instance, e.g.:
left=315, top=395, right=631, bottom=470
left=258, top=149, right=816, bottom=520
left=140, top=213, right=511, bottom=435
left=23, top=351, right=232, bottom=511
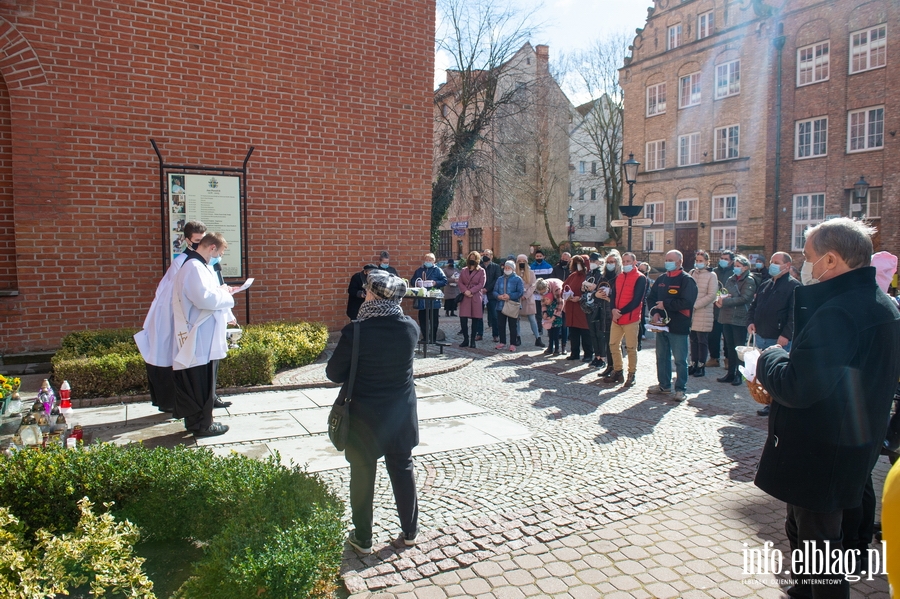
left=578, top=187, right=586, bottom=201
left=645, top=140, right=666, bottom=171
left=850, top=188, right=881, bottom=220
left=797, top=41, right=829, bottom=86
left=668, top=24, right=682, bottom=50
left=676, top=198, right=698, bottom=223
left=714, top=125, right=739, bottom=160
left=644, top=201, right=664, bottom=224
left=473, top=194, right=482, bottom=212
left=644, top=230, right=664, bottom=253
left=712, top=195, right=738, bottom=221
left=441, top=104, right=450, bottom=117
left=646, top=82, right=667, bottom=116
left=439, top=230, right=452, bottom=259
left=591, top=161, right=597, bottom=174
left=468, top=228, right=482, bottom=254
left=590, top=215, right=596, bottom=227
left=792, top=193, right=825, bottom=251
left=579, top=161, right=586, bottom=173
left=590, top=188, right=597, bottom=201
left=678, top=132, right=700, bottom=166
left=848, top=106, right=884, bottom=152
left=795, top=117, right=828, bottom=159
left=578, top=215, right=585, bottom=227
left=679, top=72, right=701, bottom=108
left=711, top=227, right=737, bottom=251
left=715, top=60, right=740, bottom=98
left=850, top=25, right=886, bottom=74
left=698, top=11, right=714, bottom=39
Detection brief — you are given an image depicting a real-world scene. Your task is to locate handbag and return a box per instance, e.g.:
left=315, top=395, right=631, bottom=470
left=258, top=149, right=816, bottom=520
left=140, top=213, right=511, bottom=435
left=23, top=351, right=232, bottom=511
left=735, top=333, right=757, bottom=361
left=500, top=277, right=520, bottom=318
left=580, top=275, right=599, bottom=315
left=327, top=321, right=359, bottom=451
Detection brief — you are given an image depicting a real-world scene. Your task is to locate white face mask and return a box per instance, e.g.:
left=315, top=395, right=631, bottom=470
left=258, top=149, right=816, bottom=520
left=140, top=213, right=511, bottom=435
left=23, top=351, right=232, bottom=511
left=504, top=269, right=513, bottom=276
left=590, top=262, right=600, bottom=270
left=800, top=255, right=828, bottom=286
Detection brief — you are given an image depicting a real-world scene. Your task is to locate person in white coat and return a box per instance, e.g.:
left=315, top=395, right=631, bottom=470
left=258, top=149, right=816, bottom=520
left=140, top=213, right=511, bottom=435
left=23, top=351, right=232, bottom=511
left=134, top=221, right=207, bottom=414
left=172, top=232, right=235, bottom=437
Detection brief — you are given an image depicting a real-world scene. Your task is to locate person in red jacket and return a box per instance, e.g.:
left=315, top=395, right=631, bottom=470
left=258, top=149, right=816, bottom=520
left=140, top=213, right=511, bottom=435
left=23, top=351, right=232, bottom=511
left=563, top=255, right=593, bottom=361
left=601, top=252, right=647, bottom=386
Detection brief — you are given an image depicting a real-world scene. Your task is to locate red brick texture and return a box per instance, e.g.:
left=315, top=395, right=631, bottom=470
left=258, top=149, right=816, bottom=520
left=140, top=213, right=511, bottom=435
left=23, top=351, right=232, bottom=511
left=0, top=0, right=435, bottom=353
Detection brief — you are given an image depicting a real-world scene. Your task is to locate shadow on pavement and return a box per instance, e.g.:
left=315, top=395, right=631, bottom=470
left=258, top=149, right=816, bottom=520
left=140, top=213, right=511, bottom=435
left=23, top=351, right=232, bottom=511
left=717, top=424, right=761, bottom=482
left=594, top=395, right=679, bottom=443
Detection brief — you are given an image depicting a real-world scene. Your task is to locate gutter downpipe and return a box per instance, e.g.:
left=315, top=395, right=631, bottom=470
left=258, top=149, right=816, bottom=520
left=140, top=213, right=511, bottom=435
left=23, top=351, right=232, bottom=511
left=772, top=24, right=786, bottom=255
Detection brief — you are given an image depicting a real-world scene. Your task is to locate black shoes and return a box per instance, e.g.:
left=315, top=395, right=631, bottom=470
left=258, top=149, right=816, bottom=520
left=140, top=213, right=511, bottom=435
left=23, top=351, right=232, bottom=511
left=347, top=530, right=372, bottom=554
left=581, top=355, right=594, bottom=363
left=213, top=398, right=232, bottom=409
left=688, top=363, right=697, bottom=376
left=757, top=405, right=770, bottom=416
left=601, top=370, right=624, bottom=384
left=717, top=374, right=735, bottom=384
left=459, top=339, right=469, bottom=347
left=535, top=338, right=545, bottom=347
left=598, top=364, right=615, bottom=378
left=565, top=355, right=580, bottom=360
left=692, top=366, right=705, bottom=377
left=589, top=358, right=606, bottom=368
left=543, top=347, right=554, bottom=355
left=193, top=422, right=229, bottom=437
left=731, top=374, right=744, bottom=386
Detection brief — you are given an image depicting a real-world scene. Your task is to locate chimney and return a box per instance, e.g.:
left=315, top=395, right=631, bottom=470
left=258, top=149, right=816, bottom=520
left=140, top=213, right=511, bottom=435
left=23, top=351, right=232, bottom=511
left=535, top=44, right=549, bottom=75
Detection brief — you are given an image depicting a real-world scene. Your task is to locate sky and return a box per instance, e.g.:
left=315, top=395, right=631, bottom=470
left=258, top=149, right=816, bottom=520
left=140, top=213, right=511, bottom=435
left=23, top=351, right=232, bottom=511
left=434, top=0, right=653, bottom=102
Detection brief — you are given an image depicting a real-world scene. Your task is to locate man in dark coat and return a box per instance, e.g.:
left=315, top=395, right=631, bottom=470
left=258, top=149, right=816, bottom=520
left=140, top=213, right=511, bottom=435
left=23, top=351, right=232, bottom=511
left=481, top=249, right=503, bottom=342
left=346, top=263, right=377, bottom=320
left=327, top=269, right=420, bottom=554
left=756, top=218, right=900, bottom=598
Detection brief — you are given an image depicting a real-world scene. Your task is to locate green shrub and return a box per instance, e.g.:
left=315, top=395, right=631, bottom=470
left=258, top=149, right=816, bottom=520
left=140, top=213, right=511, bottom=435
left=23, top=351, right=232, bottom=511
left=57, top=328, right=142, bottom=359
left=240, top=321, right=328, bottom=370
left=216, top=344, right=275, bottom=388
left=53, top=353, right=148, bottom=398
left=0, top=444, right=344, bottom=598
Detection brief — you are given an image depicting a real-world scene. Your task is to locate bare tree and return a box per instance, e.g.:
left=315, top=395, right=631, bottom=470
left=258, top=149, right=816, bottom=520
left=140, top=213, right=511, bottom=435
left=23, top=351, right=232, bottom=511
left=432, top=0, right=539, bottom=250
left=560, top=34, right=629, bottom=245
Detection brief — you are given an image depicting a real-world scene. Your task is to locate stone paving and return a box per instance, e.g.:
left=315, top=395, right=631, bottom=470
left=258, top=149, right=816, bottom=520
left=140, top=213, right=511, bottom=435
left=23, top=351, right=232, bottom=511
left=62, top=319, right=894, bottom=598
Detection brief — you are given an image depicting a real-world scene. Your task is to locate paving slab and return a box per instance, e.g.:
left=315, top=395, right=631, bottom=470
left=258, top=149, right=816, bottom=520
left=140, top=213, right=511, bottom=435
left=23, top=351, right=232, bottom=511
left=223, top=390, right=318, bottom=414
left=193, top=411, right=309, bottom=446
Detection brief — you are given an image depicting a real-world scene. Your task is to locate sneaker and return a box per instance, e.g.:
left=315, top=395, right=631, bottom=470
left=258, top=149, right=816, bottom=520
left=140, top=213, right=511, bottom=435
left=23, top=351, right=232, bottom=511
left=192, top=422, right=229, bottom=437
left=705, top=358, right=720, bottom=367
left=495, top=343, right=506, bottom=350
left=402, top=530, right=419, bottom=546
left=347, top=531, right=372, bottom=554
left=647, top=385, right=672, bottom=395
left=509, top=345, right=516, bottom=352
left=672, top=391, right=686, bottom=402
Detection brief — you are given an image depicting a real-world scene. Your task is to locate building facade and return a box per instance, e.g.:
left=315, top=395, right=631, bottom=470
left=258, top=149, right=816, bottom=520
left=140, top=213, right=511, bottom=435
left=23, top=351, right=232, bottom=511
left=569, top=100, right=613, bottom=248
left=0, top=0, right=435, bottom=354
left=620, top=0, right=898, bottom=266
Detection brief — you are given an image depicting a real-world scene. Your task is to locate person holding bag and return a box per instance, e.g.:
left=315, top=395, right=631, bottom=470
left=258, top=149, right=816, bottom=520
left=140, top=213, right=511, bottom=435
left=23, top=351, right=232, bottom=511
left=456, top=251, right=485, bottom=348
left=492, top=260, right=524, bottom=351
left=563, top=255, right=593, bottom=361
left=715, top=254, right=758, bottom=386
left=325, top=269, right=420, bottom=555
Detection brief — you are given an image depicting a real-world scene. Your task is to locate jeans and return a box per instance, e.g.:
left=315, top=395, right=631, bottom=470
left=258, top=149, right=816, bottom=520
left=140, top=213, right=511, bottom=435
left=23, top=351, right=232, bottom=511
left=346, top=445, right=418, bottom=543
left=497, top=312, right=519, bottom=345
left=757, top=336, right=792, bottom=352
left=523, top=313, right=541, bottom=340
left=689, top=330, right=709, bottom=365
left=784, top=504, right=849, bottom=598
left=655, top=332, right=689, bottom=392
left=486, top=298, right=499, bottom=338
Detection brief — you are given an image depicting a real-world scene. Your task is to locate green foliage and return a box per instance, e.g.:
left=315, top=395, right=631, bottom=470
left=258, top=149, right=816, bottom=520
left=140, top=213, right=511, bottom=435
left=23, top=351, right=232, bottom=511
left=53, top=353, right=149, bottom=399
left=58, top=328, right=142, bottom=359
left=0, top=444, right=344, bottom=599
left=216, top=344, right=275, bottom=389
left=239, top=320, right=328, bottom=370
left=0, top=498, right=155, bottom=599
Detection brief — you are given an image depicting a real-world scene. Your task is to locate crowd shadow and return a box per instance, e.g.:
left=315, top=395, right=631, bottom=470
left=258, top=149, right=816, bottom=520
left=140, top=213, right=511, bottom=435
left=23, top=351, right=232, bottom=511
left=594, top=395, right=680, bottom=444
left=718, top=424, right=761, bottom=482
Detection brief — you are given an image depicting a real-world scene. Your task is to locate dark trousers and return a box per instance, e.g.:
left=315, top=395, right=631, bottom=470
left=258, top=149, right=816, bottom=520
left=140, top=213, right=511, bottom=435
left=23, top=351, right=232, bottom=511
left=841, top=474, right=876, bottom=552
left=173, top=360, right=218, bottom=432
left=709, top=316, right=724, bottom=359
left=587, top=316, right=605, bottom=362
left=417, top=309, right=439, bottom=344
left=722, top=323, right=746, bottom=377
left=146, top=363, right=177, bottom=414
left=785, top=504, right=849, bottom=598
left=689, top=330, right=709, bottom=365
left=497, top=312, right=518, bottom=345
left=346, top=445, right=418, bottom=542
left=443, top=296, right=458, bottom=315
left=567, top=327, right=592, bottom=359
left=459, top=317, right=478, bottom=341
left=547, top=327, right=561, bottom=352
left=485, top=299, right=499, bottom=338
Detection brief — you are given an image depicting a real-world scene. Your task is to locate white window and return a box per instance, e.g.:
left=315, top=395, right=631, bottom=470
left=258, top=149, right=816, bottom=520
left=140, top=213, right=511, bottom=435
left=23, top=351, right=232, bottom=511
left=850, top=25, right=886, bottom=74
left=797, top=41, right=829, bottom=86
left=590, top=215, right=596, bottom=227
left=644, top=201, right=664, bottom=224
left=679, top=72, right=701, bottom=108
left=644, top=229, right=664, bottom=253
left=578, top=187, right=586, bottom=201
left=590, top=188, right=597, bottom=201
left=698, top=11, right=714, bottom=40
left=715, top=60, right=740, bottom=98
left=668, top=24, right=682, bottom=50
left=850, top=188, right=881, bottom=220
left=848, top=106, right=884, bottom=152
left=578, top=161, right=586, bottom=173
left=678, top=132, right=700, bottom=166
left=711, top=227, right=737, bottom=252
left=795, top=117, right=828, bottom=159
left=676, top=198, right=698, bottom=223
left=714, top=125, right=739, bottom=160
left=712, top=195, right=738, bottom=221
left=792, top=193, right=825, bottom=251
left=645, top=140, right=666, bottom=171
left=646, top=82, right=667, bottom=116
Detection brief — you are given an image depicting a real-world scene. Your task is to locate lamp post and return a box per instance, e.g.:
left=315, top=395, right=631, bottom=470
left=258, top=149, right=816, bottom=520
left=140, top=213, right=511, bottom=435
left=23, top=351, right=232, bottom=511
left=620, top=153, right=641, bottom=253
left=853, top=175, right=870, bottom=216
left=567, top=204, right=575, bottom=248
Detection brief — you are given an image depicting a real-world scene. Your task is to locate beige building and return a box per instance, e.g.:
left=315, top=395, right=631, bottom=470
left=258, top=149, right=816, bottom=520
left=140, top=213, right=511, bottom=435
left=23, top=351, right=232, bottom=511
left=434, top=44, right=573, bottom=260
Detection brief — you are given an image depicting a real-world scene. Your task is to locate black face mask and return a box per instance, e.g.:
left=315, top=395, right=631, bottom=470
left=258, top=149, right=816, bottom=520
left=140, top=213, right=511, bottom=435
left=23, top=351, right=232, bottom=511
left=518, top=263, right=525, bottom=270
left=467, top=259, right=476, bottom=266
left=482, top=257, right=490, bottom=263
left=560, top=260, right=569, bottom=266
left=190, top=241, right=200, bottom=250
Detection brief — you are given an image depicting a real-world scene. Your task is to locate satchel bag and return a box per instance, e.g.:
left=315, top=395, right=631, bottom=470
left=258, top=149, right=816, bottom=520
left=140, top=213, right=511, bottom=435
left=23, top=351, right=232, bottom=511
left=580, top=275, right=598, bottom=315
left=500, top=277, right=520, bottom=318
left=327, top=321, right=359, bottom=451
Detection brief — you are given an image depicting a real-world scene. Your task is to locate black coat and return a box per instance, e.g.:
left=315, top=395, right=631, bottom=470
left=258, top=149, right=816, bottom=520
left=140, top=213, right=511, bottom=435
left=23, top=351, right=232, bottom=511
left=346, top=271, right=367, bottom=319
left=551, top=261, right=570, bottom=283
left=756, top=267, right=900, bottom=512
left=646, top=270, right=698, bottom=335
left=482, top=261, right=502, bottom=297
left=326, top=314, right=420, bottom=460
left=747, top=274, right=800, bottom=340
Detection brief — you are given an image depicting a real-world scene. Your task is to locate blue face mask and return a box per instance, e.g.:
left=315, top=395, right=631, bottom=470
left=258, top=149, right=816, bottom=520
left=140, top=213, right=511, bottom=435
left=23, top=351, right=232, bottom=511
left=733, top=266, right=743, bottom=276
left=622, top=264, right=634, bottom=273
left=605, top=263, right=616, bottom=272
left=755, top=262, right=764, bottom=269
left=664, top=261, right=677, bottom=271
left=380, top=263, right=389, bottom=269
left=424, top=262, right=434, bottom=269
left=719, top=259, right=730, bottom=268
left=768, top=263, right=783, bottom=277
left=209, top=256, right=221, bottom=266
left=694, top=262, right=706, bottom=270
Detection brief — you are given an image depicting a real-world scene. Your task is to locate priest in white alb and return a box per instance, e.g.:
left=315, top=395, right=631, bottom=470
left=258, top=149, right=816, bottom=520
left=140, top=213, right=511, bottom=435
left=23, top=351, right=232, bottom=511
left=171, top=231, right=234, bottom=437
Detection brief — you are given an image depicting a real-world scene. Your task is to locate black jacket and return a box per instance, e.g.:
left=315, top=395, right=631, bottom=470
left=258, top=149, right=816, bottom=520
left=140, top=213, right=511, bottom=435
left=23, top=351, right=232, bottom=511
left=551, top=261, right=570, bottom=282
left=590, top=270, right=618, bottom=332
left=747, top=274, right=800, bottom=340
left=646, top=270, right=698, bottom=335
left=756, top=267, right=900, bottom=512
left=482, top=261, right=502, bottom=297
left=346, top=271, right=367, bottom=319
left=326, top=314, right=420, bottom=459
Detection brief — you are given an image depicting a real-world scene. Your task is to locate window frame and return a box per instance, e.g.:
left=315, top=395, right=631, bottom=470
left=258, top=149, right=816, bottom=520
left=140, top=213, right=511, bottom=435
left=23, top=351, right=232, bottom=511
left=589, top=215, right=596, bottom=228
left=578, top=214, right=585, bottom=227
left=698, top=11, right=714, bottom=40
left=643, top=229, right=665, bottom=253
left=797, top=40, right=830, bottom=86
left=590, top=188, right=597, bottom=201
left=711, top=195, right=738, bottom=221
left=714, top=124, right=740, bottom=161
left=644, top=201, right=664, bottom=225
left=795, top=116, right=828, bottom=159
left=645, top=139, right=666, bottom=172
left=668, top=24, right=682, bottom=50
left=646, top=82, right=667, bottom=117
left=678, top=132, right=701, bottom=167
left=715, top=60, right=741, bottom=99
left=849, top=24, right=887, bottom=74
left=850, top=187, right=881, bottom=220
left=676, top=198, right=699, bottom=223
left=679, top=72, right=701, bottom=108
left=847, top=106, right=884, bottom=153
left=710, top=227, right=737, bottom=252
left=792, top=193, right=826, bottom=251
left=578, top=187, right=586, bottom=201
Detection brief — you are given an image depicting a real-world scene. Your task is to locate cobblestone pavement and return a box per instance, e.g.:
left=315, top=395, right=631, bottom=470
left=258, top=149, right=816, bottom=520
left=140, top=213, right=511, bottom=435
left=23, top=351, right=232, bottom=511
left=324, top=321, right=892, bottom=597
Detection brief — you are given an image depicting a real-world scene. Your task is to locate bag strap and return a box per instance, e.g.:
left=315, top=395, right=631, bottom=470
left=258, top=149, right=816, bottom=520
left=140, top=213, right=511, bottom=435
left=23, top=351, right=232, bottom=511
left=347, top=321, right=360, bottom=401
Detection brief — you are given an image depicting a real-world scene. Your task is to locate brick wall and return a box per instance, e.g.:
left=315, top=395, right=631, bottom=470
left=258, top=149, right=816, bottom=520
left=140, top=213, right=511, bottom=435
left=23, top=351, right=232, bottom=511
left=0, top=0, right=435, bottom=353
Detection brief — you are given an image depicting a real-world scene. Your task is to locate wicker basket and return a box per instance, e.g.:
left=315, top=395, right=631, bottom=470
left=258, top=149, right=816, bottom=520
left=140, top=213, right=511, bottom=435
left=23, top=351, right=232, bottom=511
left=746, top=377, right=771, bottom=405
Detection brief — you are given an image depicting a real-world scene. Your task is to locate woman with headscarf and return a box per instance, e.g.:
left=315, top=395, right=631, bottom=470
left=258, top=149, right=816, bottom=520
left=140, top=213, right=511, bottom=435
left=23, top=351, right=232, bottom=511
left=492, top=260, right=525, bottom=351
left=516, top=254, right=543, bottom=348
left=456, top=251, right=485, bottom=348
left=326, top=269, right=420, bottom=555
left=563, top=254, right=593, bottom=361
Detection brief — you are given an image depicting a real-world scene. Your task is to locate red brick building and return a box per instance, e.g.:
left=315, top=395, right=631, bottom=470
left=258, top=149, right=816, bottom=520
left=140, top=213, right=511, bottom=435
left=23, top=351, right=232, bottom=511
left=0, top=0, right=435, bottom=354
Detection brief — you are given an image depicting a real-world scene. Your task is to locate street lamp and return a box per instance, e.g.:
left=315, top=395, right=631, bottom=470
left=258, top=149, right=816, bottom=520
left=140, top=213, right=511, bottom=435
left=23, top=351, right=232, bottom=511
left=620, top=153, right=642, bottom=252
left=567, top=204, right=575, bottom=248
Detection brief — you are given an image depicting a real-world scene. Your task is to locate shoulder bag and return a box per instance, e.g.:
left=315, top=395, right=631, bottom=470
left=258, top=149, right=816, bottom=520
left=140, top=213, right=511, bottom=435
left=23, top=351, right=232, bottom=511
left=327, top=321, right=359, bottom=451
left=500, top=277, right=520, bottom=318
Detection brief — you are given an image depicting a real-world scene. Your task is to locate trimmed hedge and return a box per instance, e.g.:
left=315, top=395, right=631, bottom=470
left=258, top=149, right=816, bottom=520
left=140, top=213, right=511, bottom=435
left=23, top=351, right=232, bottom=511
left=0, top=443, right=344, bottom=598
left=52, top=321, right=328, bottom=399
